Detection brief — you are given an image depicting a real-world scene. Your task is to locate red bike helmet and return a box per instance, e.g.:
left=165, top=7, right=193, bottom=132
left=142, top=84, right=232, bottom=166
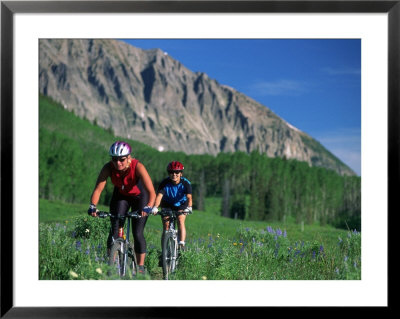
left=167, top=161, right=184, bottom=172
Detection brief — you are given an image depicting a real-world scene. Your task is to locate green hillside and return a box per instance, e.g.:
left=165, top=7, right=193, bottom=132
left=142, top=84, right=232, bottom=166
left=39, top=94, right=361, bottom=230
left=39, top=95, right=361, bottom=280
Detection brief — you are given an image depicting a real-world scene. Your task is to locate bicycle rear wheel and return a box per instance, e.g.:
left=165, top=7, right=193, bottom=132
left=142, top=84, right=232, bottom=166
left=162, top=232, right=177, bottom=280
left=108, top=239, right=125, bottom=278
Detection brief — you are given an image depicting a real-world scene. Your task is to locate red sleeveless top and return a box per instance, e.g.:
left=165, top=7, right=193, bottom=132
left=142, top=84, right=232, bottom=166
left=110, top=159, right=141, bottom=196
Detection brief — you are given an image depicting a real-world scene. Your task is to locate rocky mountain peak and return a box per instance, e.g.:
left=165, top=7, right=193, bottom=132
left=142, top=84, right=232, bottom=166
left=39, top=39, right=355, bottom=176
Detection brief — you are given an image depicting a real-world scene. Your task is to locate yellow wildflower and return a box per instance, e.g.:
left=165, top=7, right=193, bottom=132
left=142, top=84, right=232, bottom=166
left=69, top=270, right=78, bottom=278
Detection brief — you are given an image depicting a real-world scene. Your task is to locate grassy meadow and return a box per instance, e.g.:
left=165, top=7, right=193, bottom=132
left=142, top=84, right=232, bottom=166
left=39, top=197, right=361, bottom=280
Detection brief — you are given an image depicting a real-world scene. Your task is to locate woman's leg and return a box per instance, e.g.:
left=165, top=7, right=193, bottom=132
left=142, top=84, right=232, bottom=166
left=130, top=190, right=148, bottom=267
left=131, top=215, right=148, bottom=266
left=107, top=188, right=129, bottom=250
left=177, top=214, right=187, bottom=245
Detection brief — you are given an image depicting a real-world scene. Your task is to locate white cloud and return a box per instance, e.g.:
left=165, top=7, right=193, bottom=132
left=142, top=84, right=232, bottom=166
left=250, top=79, right=307, bottom=96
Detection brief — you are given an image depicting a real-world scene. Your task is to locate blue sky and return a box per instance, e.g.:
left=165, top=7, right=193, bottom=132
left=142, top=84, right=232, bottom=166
left=120, top=39, right=361, bottom=176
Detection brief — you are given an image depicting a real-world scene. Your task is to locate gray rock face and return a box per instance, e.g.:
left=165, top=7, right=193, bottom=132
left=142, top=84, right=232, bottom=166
left=39, top=39, right=355, bottom=175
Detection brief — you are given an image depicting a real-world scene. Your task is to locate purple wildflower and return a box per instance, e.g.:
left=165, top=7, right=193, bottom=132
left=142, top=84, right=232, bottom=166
left=76, top=241, right=82, bottom=251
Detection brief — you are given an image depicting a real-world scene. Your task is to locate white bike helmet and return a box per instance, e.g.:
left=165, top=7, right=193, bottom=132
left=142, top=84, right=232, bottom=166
left=109, top=141, right=131, bottom=157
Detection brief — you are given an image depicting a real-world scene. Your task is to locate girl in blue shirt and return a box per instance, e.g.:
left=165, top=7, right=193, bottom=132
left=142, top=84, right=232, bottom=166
left=152, top=161, right=192, bottom=250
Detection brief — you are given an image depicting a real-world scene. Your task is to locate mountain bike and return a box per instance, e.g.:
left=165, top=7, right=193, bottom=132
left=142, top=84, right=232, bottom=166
left=158, top=208, right=191, bottom=280
left=97, top=210, right=143, bottom=278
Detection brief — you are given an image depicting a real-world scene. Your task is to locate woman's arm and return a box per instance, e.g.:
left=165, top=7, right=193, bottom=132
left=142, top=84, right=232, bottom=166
left=90, top=163, right=110, bottom=206
left=136, top=162, right=156, bottom=207
left=153, top=192, right=164, bottom=208
left=187, top=193, right=193, bottom=207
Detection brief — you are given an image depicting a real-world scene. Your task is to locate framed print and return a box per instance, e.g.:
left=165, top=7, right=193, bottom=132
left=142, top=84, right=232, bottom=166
left=1, top=0, right=395, bottom=316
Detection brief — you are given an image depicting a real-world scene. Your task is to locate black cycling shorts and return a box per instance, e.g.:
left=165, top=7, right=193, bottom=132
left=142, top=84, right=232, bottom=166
left=107, top=186, right=148, bottom=254
left=160, top=198, right=189, bottom=211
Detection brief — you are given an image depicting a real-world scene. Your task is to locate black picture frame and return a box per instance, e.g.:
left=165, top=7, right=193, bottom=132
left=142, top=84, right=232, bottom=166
left=1, top=0, right=395, bottom=317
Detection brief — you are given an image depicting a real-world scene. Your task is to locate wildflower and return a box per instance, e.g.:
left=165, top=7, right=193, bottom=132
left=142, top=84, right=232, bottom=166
left=69, top=270, right=78, bottom=278
left=276, top=228, right=282, bottom=236
left=344, top=256, right=348, bottom=262
left=338, top=237, right=343, bottom=245
left=335, top=268, right=339, bottom=274
left=96, top=268, right=102, bottom=274
left=202, top=276, right=207, bottom=280
left=239, top=242, right=243, bottom=246
left=85, top=249, right=90, bottom=255
left=65, top=220, right=69, bottom=224
left=217, top=233, right=220, bottom=238
left=266, top=226, right=274, bottom=234
left=85, top=229, right=90, bottom=233
left=283, top=230, right=287, bottom=238
left=233, top=242, right=237, bottom=246
left=76, top=241, right=82, bottom=251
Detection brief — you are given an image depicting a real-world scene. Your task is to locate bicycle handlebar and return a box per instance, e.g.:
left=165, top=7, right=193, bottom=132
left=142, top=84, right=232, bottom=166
left=96, top=210, right=143, bottom=219
left=158, top=208, right=192, bottom=217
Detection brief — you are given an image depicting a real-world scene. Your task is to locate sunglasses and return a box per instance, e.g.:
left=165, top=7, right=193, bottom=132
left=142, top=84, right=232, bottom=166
left=112, top=156, right=127, bottom=162
left=168, top=170, right=182, bottom=175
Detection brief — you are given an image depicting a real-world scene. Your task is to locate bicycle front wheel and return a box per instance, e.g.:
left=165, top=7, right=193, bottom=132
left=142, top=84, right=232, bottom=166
left=162, top=232, right=177, bottom=280
left=126, top=242, right=137, bottom=278
left=108, top=239, right=125, bottom=278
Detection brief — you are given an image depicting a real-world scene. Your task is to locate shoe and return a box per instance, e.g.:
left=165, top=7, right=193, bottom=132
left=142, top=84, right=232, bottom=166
left=138, top=265, right=146, bottom=275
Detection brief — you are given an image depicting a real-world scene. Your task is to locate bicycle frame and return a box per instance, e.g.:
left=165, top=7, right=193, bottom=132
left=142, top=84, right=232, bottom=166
left=97, top=210, right=141, bottom=278
left=159, top=209, right=183, bottom=279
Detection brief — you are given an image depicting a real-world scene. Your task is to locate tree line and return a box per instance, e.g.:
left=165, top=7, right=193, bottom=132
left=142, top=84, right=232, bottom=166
left=39, top=95, right=361, bottom=230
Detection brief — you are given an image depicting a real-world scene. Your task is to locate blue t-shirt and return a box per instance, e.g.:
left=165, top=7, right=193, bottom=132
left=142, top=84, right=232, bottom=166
left=157, top=176, right=192, bottom=208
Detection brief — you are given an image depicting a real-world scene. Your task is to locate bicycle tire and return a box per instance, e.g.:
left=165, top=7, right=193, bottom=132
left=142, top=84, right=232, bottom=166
left=162, top=232, right=177, bottom=280
left=108, top=239, right=125, bottom=277
left=127, top=242, right=138, bottom=278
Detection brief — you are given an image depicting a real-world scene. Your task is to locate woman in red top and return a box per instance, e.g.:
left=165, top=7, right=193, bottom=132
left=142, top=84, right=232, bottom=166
left=88, top=141, right=156, bottom=274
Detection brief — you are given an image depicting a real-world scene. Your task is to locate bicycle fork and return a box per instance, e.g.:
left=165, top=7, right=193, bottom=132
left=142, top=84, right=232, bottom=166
left=112, top=222, right=130, bottom=277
